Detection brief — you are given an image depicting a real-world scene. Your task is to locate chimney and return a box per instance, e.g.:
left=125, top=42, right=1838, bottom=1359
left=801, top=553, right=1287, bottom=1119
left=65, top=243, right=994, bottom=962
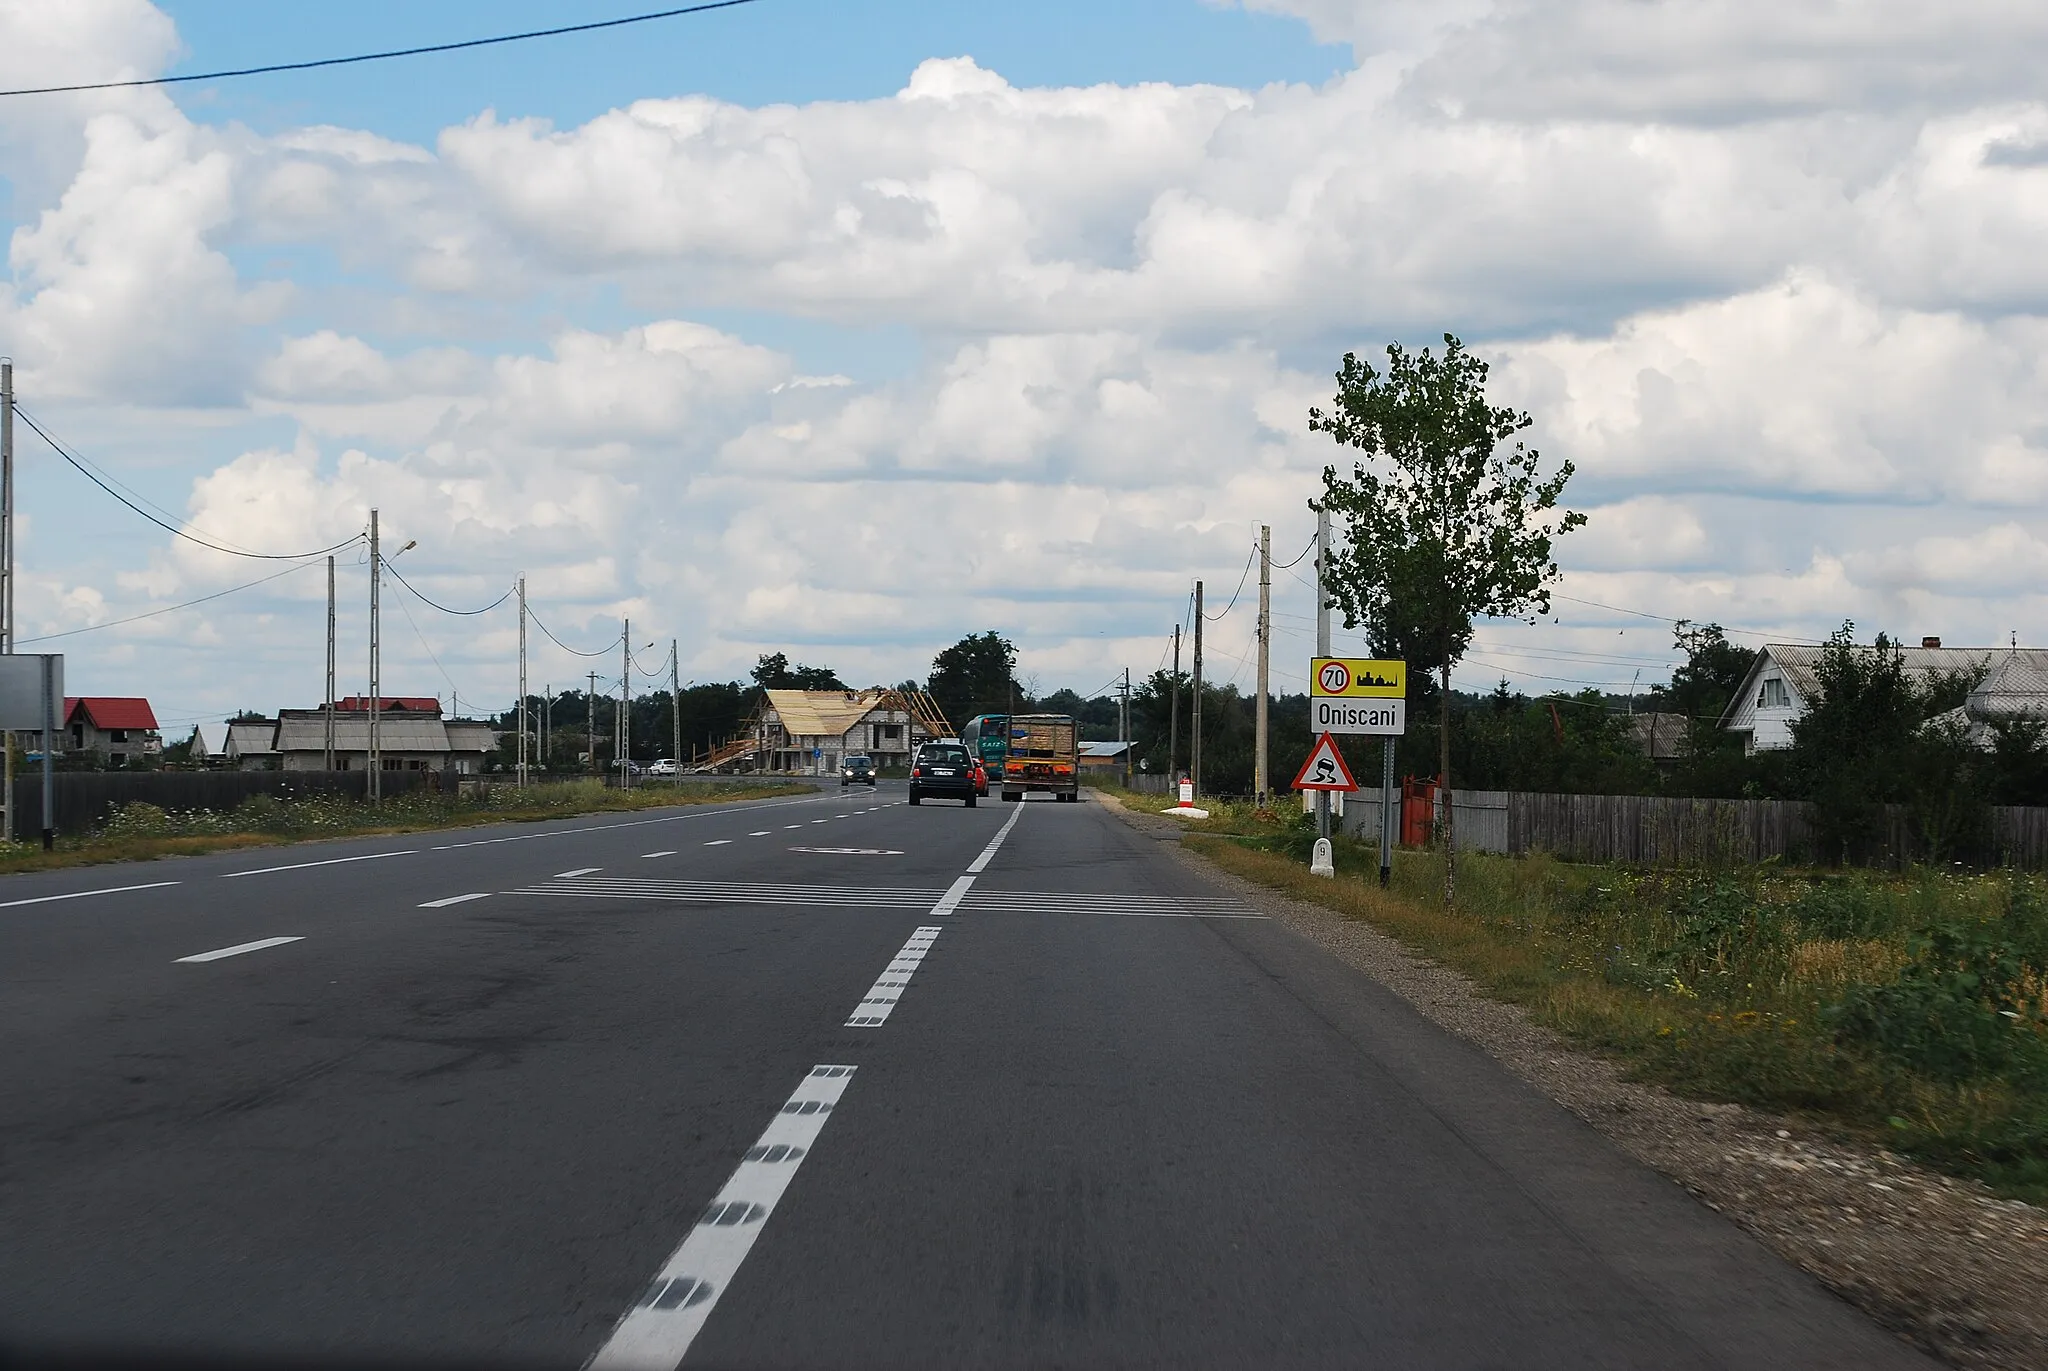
left=1921, top=636, right=1942, bottom=649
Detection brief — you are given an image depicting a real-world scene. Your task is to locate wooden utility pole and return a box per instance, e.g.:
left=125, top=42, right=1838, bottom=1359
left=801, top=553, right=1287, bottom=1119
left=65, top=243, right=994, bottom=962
left=1191, top=581, right=1204, bottom=798
left=1256, top=524, right=1271, bottom=808
left=1120, top=667, right=1131, bottom=788
left=1314, top=505, right=1331, bottom=842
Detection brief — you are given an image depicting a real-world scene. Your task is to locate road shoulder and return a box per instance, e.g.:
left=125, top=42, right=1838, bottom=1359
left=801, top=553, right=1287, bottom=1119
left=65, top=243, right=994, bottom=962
left=1089, top=789, right=2048, bottom=1371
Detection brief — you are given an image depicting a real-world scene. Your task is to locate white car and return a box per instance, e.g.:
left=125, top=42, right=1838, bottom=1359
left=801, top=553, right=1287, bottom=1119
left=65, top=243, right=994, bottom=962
left=645, top=758, right=679, bottom=777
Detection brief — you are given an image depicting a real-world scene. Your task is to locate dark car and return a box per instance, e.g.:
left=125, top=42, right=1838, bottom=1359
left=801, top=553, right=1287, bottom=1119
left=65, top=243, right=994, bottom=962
left=840, top=754, right=877, bottom=786
left=908, top=742, right=977, bottom=807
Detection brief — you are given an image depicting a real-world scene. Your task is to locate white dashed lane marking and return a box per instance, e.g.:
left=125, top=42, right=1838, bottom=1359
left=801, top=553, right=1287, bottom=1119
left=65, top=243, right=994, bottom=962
left=556, top=868, right=602, bottom=878
left=845, top=927, right=942, bottom=1027
left=642, top=851, right=677, bottom=858
left=419, top=893, right=491, bottom=908
left=176, top=936, right=304, bottom=963
left=0, top=880, right=179, bottom=910
left=704, top=840, right=732, bottom=847
left=748, top=831, right=771, bottom=837
left=588, top=1065, right=857, bottom=1371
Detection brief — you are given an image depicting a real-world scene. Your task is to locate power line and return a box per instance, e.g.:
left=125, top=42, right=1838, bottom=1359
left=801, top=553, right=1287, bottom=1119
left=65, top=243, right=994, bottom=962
left=1272, top=531, right=1317, bottom=570
left=529, top=604, right=625, bottom=658
left=1203, top=545, right=1257, bottom=621
left=384, top=562, right=512, bottom=616
left=16, top=407, right=363, bottom=560
left=14, top=558, right=322, bottom=644
left=0, top=0, right=767, bottom=97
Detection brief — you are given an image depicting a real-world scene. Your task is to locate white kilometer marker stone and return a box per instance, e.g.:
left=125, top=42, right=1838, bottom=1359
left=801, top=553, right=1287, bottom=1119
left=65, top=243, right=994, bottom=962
left=418, top=893, right=491, bottom=908
left=845, top=926, right=943, bottom=1027
left=176, top=936, right=304, bottom=963
left=703, top=840, right=732, bottom=847
left=641, top=851, right=677, bottom=858
left=556, top=868, right=602, bottom=878
left=588, top=1064, right=857, bottom=1371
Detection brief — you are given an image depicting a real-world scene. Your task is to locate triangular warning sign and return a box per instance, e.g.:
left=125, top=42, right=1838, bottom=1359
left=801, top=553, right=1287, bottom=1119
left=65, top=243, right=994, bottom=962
left=1292, top=732, right=1359, bottom=792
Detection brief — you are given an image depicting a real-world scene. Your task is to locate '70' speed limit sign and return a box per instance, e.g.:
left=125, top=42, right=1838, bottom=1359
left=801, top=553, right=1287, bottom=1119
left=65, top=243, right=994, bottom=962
left=1316, top=660, right=1351, bottom=694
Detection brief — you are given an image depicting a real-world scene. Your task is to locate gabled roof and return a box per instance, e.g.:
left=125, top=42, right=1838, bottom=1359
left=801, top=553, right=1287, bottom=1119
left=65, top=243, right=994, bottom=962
left=225, top=719, right=279, bottom=756
left=64, top=697, right=159, bottom=730
left=1721, top=643, right=2048, bottom=729
left=333, top=696, right=442, bottom=714
left=763, top=688, right=897, bottom=738
left=1968, top=652, right=2048, bottom=719
left=1079, top=741, right=1130, bottom=758
left=189, top=722, right=229, bottom=757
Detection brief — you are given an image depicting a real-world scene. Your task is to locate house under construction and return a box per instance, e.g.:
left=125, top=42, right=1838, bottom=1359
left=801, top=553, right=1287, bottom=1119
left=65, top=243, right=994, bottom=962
left=698, top=688, right=953, bottom=775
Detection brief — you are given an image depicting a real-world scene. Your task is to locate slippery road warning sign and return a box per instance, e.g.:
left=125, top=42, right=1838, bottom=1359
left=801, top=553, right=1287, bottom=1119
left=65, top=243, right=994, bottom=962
left=1292, top=733, right=1359, bottom=792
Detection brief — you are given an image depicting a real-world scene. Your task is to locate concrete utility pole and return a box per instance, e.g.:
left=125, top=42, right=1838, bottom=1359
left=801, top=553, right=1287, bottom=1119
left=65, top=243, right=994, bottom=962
left=516, top=576, right=528, bottom=789
left=324, top=555, right=336, bottom=771
left=619, top=618, right=630, bottom=789
left=1168, top=623, right=1180, bottom=787
left=1191, top=581, right=1204, bottom=799
left=587, top=670, right=598, bottom=774
left=2, top=357, right=14, bottom=844
left=670, top=639, right=681, bottom=787
left=368, top=508, right=381, bottom=801
left=1121, top=667, right=1131, bottom=789
left=1256, top=524, right=1271, bottom=808
left=541, top=684, right=550, bottom=772
left=1314, top=505, right=1331, bottom=843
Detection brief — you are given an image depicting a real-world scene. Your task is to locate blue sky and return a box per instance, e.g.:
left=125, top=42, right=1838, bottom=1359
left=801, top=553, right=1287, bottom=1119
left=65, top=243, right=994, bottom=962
left=153, top=1, right=1347, bottom=142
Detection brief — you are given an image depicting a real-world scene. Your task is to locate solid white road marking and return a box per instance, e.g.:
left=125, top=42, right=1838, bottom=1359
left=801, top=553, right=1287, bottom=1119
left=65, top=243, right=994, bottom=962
left=557, top=867, right=603, bottom=878
left=965, top=800, right=1027, bottom=874
left=641, top=851, right=677, bottom=858
left=845, top=927, right=942, bottom=1027
left=588, top=1064, right=857, bottom=1371
left=0, top=880, right=179, bottom=910
left=930, top=875, right=976, bottom=917
left=418, top=893, right=492, bottom=908
left=221, top=851, right=416, bottom=879
left=176, top=936, right=304, bottom=963
left=703, top=840, right=732, bottom=847
left=425, top=794, right=834, bottom=852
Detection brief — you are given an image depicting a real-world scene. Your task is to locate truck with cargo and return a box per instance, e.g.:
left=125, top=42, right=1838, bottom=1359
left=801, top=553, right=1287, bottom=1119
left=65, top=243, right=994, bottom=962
left=1000, top=714, right=1079, bottom=802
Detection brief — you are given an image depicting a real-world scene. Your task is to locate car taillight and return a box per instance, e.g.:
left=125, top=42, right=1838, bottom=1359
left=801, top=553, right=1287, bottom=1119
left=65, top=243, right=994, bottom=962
left=912, top=766, right=923, bottom=777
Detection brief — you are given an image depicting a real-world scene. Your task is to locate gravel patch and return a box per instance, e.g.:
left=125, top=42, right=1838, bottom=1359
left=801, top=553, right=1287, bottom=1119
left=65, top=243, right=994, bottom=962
left=1093, top=791, right=2048, bottom=1370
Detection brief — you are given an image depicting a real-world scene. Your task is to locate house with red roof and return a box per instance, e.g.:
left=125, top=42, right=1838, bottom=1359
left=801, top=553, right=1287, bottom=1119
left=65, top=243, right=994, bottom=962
left=64, top=697, right=162, bottom=767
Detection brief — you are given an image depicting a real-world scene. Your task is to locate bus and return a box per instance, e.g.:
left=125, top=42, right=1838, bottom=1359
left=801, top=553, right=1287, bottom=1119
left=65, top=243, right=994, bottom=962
left=960, top=714, right=1009, bottom=781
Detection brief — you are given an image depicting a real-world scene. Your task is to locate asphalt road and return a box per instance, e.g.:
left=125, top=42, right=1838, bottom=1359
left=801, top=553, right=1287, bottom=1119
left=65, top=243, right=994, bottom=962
left=0, top=783, right=1934, bottom=1369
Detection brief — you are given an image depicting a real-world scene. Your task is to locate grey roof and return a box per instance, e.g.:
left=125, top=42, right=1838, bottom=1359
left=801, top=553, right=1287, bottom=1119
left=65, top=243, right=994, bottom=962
left=1758, top=643, right=2025, bottom=703
left=1079, top=741, right=1129, bottom=757
left=1968, top=652, right=2048, bottom=719
left=225, top=720, right=278, bottom=756
left=443, top=721, right=498, bottom=752
left=274, top=711, right=448, bottom=753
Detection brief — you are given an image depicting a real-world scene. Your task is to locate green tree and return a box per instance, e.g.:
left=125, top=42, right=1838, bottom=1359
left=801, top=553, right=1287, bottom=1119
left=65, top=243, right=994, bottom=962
left=1312, top=334, right=1585, bottom=903
left=750, top=652, right=845, bottom=692
left=927, top=631, right=1021, bottom=730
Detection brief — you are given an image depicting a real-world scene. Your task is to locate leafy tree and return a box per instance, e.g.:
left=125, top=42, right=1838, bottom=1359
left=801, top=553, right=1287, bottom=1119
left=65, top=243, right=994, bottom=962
left=1312, top=335, right=1585, bottom=903
left=750, top=652, right=846, bottom=692
left=927, top=631, right=1021, bottom=730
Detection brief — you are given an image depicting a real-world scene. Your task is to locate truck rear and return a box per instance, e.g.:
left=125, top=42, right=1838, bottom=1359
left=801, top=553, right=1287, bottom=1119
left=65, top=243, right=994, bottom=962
left=1000, top=714, right=1079, bottom=802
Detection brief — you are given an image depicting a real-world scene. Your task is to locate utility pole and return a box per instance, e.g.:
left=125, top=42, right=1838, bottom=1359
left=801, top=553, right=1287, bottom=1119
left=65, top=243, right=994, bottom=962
left=1121, top=667, right=1131, bottom=789
left=324, top=554, right=336, bottom=771
left=1256, top=524, right=1271, bottom=809
left=587, top=670, right=598, bottom=774
left=1314, top=505, right=1331, bottom=844
left=619, top=618, right=630, bottom=788
left=670, top=639, right=681, bottom=787
left=542, top=684, right=550, bottom=773
left=516, top=575, right=528, bottom=789
left=1168, top=623, right=1180, bottom=787
left=1191, top=581, right=1204, bottom=798
left=368, top=508, right=381, bottom=801
left=2, top=356, right=14, bottom=844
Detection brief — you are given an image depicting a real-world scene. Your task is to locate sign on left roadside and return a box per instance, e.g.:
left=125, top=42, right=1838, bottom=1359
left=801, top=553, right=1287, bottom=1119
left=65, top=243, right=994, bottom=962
left=0, top=654, right=63, bottom=731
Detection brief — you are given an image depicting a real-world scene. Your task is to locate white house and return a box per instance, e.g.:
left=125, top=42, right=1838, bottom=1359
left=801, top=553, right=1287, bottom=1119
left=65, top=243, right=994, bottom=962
left=1723, top=641, right=2048, bottom=753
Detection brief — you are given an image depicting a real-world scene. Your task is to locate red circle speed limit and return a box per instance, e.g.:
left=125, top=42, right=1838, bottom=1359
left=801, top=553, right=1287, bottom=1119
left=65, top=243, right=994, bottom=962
left=1317, top=661, right=1351, bottom=694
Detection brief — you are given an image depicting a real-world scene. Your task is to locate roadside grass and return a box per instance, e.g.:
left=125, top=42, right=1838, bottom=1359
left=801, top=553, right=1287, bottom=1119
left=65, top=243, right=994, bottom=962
left=1148, top=800, right=2048, bottom=1204
left=0, top=779, right=811, bottom=877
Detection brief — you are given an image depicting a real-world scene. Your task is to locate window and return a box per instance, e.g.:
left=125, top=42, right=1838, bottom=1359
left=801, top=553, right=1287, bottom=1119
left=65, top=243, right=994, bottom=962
left=1759, top=678, right=1790, bottom=709
left=111, top=729, right=128, bottom=743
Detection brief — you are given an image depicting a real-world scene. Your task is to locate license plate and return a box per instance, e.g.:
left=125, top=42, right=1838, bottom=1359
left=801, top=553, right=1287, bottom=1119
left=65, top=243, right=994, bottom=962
left=932, top=768, right=955, bottom=776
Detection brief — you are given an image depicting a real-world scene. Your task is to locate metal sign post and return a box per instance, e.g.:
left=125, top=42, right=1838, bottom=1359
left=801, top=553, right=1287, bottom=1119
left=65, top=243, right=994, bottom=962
left=0, top=653, right=63, bottom=849
left=1308, top=657, right=1407, bottom=885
